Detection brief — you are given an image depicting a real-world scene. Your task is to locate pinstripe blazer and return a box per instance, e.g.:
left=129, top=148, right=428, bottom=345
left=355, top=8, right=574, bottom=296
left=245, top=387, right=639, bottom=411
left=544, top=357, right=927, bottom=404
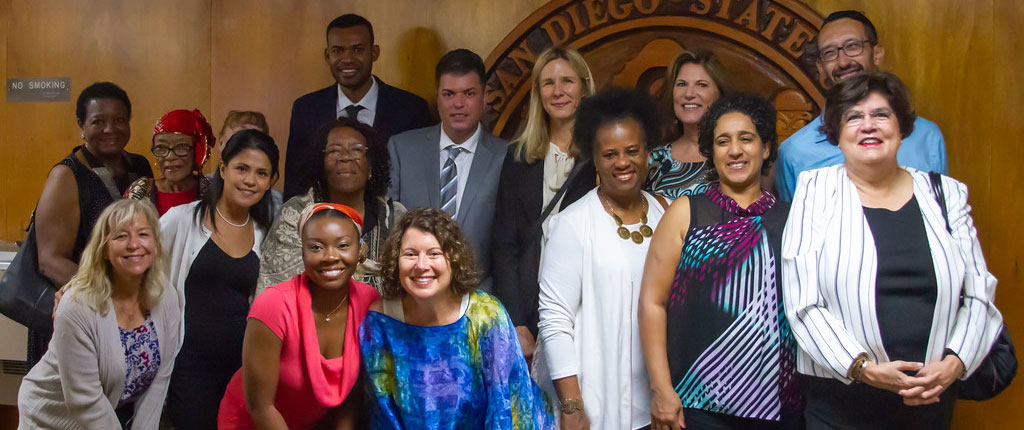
left=781, top=164, right=1002, bottom=383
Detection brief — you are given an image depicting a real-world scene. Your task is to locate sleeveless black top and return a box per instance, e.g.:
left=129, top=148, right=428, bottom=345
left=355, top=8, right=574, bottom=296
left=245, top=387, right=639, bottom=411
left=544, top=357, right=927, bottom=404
left=56, top=145, right=152, bottom=260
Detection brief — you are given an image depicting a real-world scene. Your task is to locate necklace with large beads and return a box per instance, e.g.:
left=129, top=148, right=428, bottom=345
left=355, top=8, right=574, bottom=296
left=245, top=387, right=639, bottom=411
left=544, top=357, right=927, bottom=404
left=598, top=190, right=653, bottom=244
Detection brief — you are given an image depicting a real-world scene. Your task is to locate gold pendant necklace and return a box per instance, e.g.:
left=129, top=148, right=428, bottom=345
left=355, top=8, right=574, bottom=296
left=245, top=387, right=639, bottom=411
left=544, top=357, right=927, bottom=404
left=319, top=296, right=348, bottom=323
left=598, top=190, right=653, bottom=244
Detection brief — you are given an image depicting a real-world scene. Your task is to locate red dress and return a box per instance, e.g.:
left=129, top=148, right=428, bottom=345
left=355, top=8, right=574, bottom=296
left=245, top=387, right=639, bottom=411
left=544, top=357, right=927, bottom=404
left=217, top=274, right=379, bottom=429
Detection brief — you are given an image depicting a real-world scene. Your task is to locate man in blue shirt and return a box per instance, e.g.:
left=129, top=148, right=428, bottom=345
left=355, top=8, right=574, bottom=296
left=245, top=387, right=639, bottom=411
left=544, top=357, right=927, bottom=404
left=775, top=10, right=948, bottom=201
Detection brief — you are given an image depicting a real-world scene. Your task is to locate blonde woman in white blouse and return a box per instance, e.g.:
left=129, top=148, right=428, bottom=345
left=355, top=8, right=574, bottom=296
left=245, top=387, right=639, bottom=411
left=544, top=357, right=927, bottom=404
left=538, top=89, right=668, bottom=430
left=491, top=46, right=597, bottom=361
left=781, top=72, right=1002, bottom=429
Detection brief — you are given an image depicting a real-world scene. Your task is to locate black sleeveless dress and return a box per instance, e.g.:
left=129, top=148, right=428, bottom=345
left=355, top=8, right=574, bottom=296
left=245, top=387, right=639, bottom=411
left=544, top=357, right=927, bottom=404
left=27, top=146, right=151, bottom=367
left=166, top=238, right=259, bottom=430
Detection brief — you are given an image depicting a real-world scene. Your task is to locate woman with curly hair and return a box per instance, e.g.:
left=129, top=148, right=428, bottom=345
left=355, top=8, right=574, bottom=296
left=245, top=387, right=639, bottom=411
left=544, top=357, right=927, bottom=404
left=359, top=207, right=555, bottom=429
left=638, top=93, right=800, bottom=430
left=537, top=88, right=668, bottom=430
left=257, top=117, right=404, bottom=293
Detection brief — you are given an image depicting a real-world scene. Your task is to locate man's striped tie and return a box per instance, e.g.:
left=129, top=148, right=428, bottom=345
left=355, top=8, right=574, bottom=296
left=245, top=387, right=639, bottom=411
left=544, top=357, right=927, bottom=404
left=440, top=146, right=461, bottom=215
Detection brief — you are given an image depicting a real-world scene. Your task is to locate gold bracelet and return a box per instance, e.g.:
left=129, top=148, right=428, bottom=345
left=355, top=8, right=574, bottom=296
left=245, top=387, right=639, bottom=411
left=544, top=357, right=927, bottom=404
left=848, top=353, right=869, bottom=382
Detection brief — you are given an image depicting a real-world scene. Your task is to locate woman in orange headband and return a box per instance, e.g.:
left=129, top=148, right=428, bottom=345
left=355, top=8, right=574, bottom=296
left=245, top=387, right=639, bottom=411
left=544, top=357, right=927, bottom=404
left=126, top=109, right=214, bottom=215
left=218, top=203, right=379, bottom=429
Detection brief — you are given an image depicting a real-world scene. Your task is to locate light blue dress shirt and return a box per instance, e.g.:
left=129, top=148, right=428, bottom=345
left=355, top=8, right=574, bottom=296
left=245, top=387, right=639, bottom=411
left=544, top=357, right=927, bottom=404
left=775, top=115, right=948, bottom=201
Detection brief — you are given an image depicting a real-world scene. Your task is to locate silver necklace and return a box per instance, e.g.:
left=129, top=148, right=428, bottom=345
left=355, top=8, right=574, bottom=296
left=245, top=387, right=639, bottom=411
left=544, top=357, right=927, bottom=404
left=215, top=206, right=250, bottom=228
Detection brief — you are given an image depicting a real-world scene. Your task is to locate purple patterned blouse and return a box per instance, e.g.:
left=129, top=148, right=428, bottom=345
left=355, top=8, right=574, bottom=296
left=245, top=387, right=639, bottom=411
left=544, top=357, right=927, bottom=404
left=118, top=318, right=161, bottom=406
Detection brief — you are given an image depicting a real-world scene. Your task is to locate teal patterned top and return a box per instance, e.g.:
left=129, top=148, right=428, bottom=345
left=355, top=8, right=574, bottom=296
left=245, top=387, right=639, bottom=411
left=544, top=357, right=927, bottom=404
left=359, top=291, right=555, bottom=429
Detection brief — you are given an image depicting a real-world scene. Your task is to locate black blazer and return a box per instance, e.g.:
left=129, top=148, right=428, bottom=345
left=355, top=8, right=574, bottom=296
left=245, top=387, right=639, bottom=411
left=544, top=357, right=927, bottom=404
left=490, top=150, right=596, bottom=334
left=284, top=76, right=432, bottom=199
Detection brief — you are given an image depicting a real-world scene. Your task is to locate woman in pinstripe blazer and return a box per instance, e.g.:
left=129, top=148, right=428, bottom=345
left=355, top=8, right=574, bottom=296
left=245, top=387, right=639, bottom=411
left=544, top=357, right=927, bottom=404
left=781, top=72, right=1002, bottom=429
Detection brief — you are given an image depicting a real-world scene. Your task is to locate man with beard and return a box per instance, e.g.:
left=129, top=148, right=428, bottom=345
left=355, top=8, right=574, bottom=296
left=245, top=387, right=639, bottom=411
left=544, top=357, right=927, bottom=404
left=775, top=10, right=948, bottom=201
left=285, top=14, right=431, bottom=199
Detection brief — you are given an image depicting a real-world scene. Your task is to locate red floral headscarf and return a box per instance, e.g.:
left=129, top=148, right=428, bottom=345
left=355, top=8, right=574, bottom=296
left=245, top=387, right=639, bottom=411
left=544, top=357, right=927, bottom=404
left=153, top=109, right=215, bottom=169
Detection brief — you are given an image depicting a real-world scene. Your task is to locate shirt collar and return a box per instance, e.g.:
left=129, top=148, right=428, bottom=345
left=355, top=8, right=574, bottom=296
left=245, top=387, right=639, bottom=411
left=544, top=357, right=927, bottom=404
left=336, top=76, right=379, bottom=113
left=812, top=114, right=829, bottom=144
left=440, top=123, right=482, bottom=155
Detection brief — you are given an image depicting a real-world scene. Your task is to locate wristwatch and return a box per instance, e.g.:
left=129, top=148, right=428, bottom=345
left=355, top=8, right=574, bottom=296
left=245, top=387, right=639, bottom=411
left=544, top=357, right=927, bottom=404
left=559, top=397, right=584, bottom=415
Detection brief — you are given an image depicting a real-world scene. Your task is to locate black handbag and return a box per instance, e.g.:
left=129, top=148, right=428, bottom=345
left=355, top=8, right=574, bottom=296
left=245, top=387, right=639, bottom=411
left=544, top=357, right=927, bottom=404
left=929, top=171, right=1017, bottom=400
left=0, top=217, right=58, bottom=333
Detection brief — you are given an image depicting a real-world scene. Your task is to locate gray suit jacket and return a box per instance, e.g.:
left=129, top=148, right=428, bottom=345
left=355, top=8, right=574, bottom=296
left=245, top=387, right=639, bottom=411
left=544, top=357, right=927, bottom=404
left=388, top=124, right=508, bottom=287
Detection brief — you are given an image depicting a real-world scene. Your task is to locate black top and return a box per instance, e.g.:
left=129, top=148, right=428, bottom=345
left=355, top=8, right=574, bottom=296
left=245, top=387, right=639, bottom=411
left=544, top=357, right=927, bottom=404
left=864, top=196, right=938, bottom=363
left=177, top=238, right=259, bottom=374
left=490, top=154, right=596, bottom=334
left=57, top=146, right=153, bottom=261
left=665, top=189, right=801, bottom=418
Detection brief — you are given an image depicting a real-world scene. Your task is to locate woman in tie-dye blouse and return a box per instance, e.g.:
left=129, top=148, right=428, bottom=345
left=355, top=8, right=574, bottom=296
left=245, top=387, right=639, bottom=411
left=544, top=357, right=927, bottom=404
left=358, top=208, right=555, bottom=429
left=638, top=94, right=802, bottom=430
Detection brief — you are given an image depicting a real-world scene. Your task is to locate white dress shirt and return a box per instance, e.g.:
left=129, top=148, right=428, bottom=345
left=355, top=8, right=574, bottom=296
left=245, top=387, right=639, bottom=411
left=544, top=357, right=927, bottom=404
left=336, top=76, right=379, bottom=125
left=438, top=124, right=482, bottom=215
left=781, top=165, right=1002, bottom=383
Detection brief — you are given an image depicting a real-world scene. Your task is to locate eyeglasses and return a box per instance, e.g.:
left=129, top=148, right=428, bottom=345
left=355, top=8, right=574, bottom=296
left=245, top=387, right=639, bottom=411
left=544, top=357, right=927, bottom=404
left=324, top=144, right=368, bottom=162
left=818, top=40, right=871, bottom=62
left=152, top=144, right=192, bottom=158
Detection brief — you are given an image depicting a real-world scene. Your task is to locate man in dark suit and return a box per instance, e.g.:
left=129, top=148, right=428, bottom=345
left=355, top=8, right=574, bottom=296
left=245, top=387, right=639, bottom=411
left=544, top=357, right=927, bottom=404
left=284, top=14, right=431, bottom=199
left=388, top=49, right=508, bottom=290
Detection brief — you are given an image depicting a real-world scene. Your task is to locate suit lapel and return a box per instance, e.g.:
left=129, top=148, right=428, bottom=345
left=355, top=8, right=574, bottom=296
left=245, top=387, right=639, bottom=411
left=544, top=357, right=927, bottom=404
left=524, top=160, right=543, bottom=218
left=420, top=126, right=442, bottom=209
left=318, top=84, right=339, bottom=124
left=371, top=76, right=392, bottom=137
left=457, top=132, right=499, bottom=223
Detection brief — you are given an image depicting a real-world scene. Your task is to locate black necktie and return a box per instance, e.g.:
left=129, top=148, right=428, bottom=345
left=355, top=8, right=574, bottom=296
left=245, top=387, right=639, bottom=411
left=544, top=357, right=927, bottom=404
left=342, top=104, right=365, bottom=123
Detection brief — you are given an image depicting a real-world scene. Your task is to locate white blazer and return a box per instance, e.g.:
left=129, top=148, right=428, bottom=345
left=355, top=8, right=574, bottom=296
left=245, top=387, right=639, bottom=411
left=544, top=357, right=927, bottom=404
left=781, top=165, right=1002, bottom=383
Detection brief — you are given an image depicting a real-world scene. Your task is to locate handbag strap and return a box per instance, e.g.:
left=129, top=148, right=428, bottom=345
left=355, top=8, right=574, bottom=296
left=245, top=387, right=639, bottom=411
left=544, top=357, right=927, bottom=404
left=529, top=160, right=589, bottom=240
left=928, top=171, right=952, bottom=234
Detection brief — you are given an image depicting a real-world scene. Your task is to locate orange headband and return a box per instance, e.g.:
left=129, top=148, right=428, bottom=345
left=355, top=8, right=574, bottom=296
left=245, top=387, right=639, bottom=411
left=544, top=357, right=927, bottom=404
left=298, top=203, right=364, bottom=237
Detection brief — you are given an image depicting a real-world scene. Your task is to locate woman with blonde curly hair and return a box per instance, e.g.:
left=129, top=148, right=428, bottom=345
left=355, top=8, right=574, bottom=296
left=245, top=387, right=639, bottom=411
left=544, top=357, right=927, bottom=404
left=360, top=207, right=555, bottom=429
left=18, top=199, right=180, bottom=430
left=492, top=46, right=597, bottom=360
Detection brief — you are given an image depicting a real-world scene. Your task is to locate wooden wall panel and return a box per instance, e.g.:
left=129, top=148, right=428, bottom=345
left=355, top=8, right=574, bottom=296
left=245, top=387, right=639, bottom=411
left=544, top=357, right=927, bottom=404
left=0, top=0, right=212, bottom=241
left=208, top=0, right=547, bottom=179
left=1, top=0, right=8, bottom=243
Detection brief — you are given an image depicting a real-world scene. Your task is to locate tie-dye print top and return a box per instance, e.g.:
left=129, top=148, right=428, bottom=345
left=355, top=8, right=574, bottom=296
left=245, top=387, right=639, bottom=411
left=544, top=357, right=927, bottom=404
left=359, top=290, right=555, bottom=430
left=666, top=187, right=800, bottom=420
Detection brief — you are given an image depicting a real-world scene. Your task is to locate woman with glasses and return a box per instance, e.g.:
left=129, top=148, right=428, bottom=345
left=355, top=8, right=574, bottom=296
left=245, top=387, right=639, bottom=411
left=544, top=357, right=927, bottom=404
left=782, top=73, right=1001, bottom=429
left=257, top=117, right=404, bottom=294
left=126, top=109, right=214, bottom=215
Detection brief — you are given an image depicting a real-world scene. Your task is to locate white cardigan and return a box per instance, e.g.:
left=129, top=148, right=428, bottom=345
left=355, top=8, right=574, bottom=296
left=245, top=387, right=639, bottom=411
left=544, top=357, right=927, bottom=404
left=781, top=165, right=1002, bottom=383
left=537, top=189, right=664, bottom=430
left=17, top=286, right=181, bottom=429
left=159, top=201, right=265, bottom=344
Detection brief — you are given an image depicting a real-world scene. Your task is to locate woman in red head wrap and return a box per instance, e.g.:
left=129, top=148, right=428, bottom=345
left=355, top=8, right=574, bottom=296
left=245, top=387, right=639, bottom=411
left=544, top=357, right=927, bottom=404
left=126, top=109, right=214, bottom=215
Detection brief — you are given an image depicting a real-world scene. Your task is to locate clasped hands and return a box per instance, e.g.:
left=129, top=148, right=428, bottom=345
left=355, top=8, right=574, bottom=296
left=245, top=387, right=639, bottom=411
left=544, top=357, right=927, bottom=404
left=860, top=355, right=965, bottom=406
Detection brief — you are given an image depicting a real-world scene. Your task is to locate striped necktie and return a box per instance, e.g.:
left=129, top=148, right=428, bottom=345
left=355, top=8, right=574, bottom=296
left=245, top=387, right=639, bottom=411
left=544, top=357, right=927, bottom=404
left=440, top=146, right=461, bottom=215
